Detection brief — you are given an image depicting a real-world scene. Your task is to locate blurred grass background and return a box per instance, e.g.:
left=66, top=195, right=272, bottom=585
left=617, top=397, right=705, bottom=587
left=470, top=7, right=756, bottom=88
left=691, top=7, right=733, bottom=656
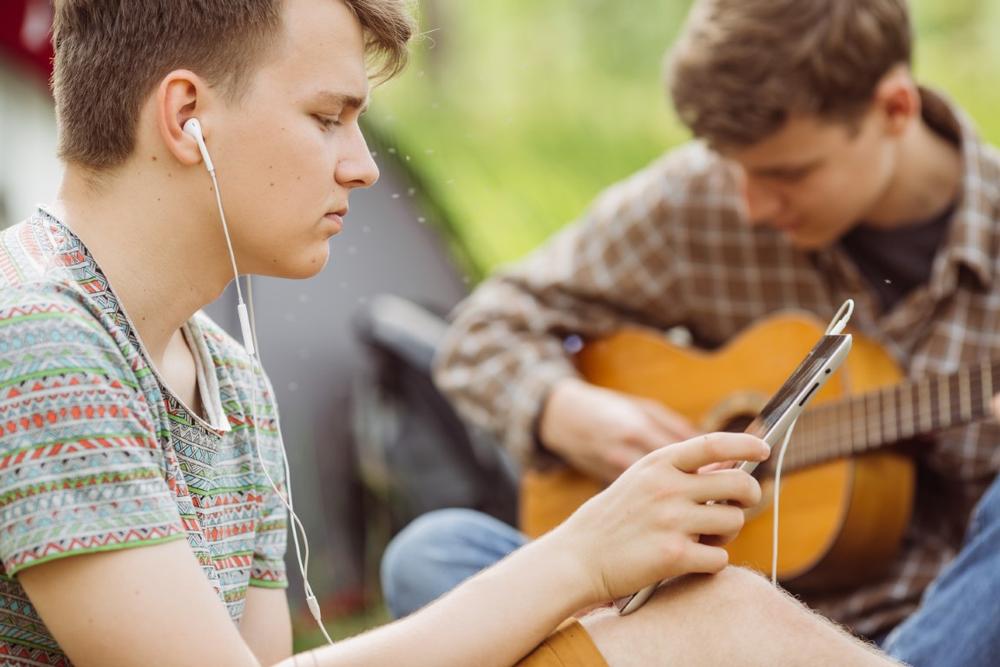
left=311, top=0, right=1000, bottom=646
left=369, top=0, right=1000, bottom=276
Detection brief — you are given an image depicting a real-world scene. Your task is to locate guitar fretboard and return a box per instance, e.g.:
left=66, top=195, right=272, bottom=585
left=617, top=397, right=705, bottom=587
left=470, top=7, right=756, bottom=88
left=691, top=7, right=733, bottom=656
left=784, top=360, right=999, bottom=472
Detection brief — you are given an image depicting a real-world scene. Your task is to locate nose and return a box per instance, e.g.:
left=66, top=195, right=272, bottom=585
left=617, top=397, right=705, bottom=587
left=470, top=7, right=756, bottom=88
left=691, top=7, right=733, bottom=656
left=742, top=175, right=783, bottom=226
left=336, top=124, right=380, bottom=190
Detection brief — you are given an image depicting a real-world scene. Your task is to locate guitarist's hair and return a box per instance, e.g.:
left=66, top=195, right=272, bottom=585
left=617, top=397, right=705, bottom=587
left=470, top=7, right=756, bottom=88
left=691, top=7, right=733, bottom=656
left=669, top=0, right=912, bottom=149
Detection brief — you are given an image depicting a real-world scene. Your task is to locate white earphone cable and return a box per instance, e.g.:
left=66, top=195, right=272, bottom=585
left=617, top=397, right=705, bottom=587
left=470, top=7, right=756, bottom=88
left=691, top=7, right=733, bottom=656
left=248, top=366, right=334, bottom=645
left=200, top=138, right=333, bottom=645
left=769, top=300, right=853, bottom=587
left=206, top=169, right=246, bottom=310
left=825, top=299, right=855, bottom=336
left=770, top=416, right=797, bottom=586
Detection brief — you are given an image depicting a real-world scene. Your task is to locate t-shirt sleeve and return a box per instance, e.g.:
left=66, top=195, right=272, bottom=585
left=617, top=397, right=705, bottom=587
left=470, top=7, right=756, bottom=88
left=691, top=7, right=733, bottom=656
left=248, top=371, right=288, bottom=589
left=0, top=292, right=186, bottom=576
left=249, top=481, right=289, bottom=589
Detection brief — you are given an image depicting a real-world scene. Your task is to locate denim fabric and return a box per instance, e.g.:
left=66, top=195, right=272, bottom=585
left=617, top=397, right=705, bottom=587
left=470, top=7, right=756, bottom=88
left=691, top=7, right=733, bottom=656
left=380, top=508, right=527, bottom=618
left=882, top=473, right=1000, bottom=666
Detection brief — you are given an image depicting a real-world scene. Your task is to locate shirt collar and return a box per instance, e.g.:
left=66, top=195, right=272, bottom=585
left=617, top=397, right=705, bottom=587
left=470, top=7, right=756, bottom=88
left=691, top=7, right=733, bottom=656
left=815, top=87, right=996, bottom=301
left=32, top=207, right=231, bottom=436
left=920, top=87, right=996, bottom=295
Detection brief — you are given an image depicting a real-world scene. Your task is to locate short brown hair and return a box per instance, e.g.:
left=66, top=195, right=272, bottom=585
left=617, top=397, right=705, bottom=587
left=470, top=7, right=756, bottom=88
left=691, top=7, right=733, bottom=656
left=669, top=0, right=912, bottom=148
left=53, top=0, right=414, bottom=169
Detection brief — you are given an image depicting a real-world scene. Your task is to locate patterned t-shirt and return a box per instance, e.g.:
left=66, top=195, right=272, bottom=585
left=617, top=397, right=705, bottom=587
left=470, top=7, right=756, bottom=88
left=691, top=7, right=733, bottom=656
left=0, top=209, right=289, bottom=665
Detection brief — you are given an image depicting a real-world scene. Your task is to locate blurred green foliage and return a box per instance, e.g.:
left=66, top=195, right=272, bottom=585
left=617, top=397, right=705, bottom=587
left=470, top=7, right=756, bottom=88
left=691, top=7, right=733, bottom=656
left=293, top=604, right=391, bottom=652
left=370, top=0, right=1000, bottom=273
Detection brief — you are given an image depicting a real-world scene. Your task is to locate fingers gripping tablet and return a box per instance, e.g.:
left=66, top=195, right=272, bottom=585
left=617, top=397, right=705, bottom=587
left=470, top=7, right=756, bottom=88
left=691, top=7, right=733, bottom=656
left=615, top=330, right=853, bottom=615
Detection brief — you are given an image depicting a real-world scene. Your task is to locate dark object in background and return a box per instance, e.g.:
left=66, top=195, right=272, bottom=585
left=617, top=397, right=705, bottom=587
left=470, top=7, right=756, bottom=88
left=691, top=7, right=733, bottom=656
left=353, top=294, right=518, bottom=533
left=0, top=0, right=54, bottom=82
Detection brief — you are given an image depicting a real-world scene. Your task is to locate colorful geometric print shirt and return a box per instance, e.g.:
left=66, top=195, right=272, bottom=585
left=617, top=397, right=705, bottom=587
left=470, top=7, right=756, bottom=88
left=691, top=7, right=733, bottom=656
left=0, top=209, right=288, bottom=665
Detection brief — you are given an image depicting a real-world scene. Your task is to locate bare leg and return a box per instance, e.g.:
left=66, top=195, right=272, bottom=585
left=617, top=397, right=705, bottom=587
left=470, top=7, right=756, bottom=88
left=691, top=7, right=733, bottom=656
left=582, top=568, right=899, bottom=666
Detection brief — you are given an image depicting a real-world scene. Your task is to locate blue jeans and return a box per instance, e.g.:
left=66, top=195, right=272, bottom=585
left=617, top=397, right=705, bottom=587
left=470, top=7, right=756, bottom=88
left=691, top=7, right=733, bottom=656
left=879, top=473, right=1000, bottom=666
left=381, top=475, right=1000, bottom=666
left=380, top=509, right=528, bottom=619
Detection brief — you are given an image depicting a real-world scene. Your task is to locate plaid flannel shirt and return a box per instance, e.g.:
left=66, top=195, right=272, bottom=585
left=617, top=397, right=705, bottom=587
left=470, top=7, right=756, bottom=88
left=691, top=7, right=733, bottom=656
left=434, top=89, right=1000, bottom=637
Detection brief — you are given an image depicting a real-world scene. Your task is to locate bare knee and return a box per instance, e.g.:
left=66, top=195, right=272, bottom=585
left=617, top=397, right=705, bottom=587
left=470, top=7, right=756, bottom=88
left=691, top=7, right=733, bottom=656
left=676, top=566, right=771, bottom=600
left=581, top=568, right=777, bottom=665
left=582, top=568, right=895, bottom=666
left=671, top=567, right=834, bottom=635
left=645, top=566, right=777, bottom=616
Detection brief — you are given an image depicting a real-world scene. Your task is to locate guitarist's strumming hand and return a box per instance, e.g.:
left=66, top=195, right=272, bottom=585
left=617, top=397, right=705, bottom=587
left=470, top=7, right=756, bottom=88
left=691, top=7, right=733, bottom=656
left=549, top=432, right=768, bottom=603
left=540, top=377, right=699, bottom=483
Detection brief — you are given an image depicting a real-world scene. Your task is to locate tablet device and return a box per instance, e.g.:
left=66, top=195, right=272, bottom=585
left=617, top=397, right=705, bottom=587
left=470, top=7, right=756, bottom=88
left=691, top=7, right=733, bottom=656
left=615, top=332, right=853, bottom=615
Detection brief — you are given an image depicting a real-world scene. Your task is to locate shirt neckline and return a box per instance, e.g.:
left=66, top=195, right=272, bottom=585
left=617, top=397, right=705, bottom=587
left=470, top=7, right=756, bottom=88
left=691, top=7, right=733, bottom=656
left=34, top=206, right=231, bottom=436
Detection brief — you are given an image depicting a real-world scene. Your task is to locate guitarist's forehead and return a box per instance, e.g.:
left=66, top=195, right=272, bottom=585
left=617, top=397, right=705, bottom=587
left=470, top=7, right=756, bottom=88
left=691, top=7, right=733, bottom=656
left=720, top=114, right=848, bottom=181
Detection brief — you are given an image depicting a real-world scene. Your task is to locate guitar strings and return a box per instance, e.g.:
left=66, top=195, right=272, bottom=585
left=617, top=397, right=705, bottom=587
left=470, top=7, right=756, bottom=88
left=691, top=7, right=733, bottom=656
left=794, top=361, right=997, bottom=461
left=789, top=378, right=996, bottom=470
left=766, top=355, right=990, bottom=587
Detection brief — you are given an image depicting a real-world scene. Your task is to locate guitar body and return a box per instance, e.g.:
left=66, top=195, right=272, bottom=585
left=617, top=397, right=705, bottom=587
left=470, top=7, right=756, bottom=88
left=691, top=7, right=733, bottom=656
left=520, top=313, right=916, bottom=591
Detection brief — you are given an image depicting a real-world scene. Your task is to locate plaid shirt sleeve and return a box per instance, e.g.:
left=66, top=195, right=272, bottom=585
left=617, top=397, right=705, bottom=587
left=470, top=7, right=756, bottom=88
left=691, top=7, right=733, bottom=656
left=435, top=91, right=1000, bottom=638
left=434, top=145, right=736, bottom=466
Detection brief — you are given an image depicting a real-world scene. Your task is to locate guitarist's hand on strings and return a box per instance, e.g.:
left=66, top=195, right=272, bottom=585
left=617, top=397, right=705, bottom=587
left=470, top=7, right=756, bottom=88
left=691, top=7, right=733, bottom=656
left=550, top=432, right=768, bottom=603
left=539, top=377, right=699, bottom=483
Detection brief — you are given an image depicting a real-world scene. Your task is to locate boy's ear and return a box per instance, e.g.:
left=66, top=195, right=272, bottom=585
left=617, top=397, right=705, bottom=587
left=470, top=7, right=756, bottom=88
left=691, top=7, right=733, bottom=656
left=872, top=65, right=919, bottom=138
left=155, top=70, right=210, bottom=167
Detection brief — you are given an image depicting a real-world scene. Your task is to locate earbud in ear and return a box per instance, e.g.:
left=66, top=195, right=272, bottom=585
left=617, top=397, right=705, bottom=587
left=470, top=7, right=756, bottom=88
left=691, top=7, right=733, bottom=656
left=182, top=118, right=215, bottom=173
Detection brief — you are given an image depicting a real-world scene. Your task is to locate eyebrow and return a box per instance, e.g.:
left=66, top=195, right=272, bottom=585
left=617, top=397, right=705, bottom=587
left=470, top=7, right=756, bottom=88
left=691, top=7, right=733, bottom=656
left=750, top=158, right=824, bottom=179
left=313, top=91, right=370, bottom=114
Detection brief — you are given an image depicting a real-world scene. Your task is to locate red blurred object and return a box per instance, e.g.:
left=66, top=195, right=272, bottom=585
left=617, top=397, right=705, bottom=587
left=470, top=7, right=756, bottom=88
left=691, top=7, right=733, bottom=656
left=0, top=0, right=54, bottom=84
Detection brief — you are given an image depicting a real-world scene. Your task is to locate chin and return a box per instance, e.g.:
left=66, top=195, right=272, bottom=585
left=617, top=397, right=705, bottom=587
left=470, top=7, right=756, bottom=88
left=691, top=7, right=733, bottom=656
left=787, top=235, right=825, bottom=251
left=264, top=248, right=331, bottom=280
left=787, top=227, right=841, bottom=251
left=289, top=256, right=331, bottom=279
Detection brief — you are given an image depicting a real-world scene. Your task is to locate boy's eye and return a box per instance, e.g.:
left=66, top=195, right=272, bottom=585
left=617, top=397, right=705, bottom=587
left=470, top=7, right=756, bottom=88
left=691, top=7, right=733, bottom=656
left=780, top=170, right=811, bottom=183
left=314, top=114, right=341, bottom=130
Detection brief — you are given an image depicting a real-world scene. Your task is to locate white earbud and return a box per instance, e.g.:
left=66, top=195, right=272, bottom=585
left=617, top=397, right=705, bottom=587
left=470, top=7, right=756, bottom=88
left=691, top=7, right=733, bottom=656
left=182, top=117, right=253, bottom=355
left=183, top=117, right=215, bottom=173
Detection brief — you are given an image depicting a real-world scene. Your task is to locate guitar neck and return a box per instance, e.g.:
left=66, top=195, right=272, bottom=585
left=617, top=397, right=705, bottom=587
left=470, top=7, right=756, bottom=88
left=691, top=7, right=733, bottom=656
left=785, top=359, right=999, bottom=472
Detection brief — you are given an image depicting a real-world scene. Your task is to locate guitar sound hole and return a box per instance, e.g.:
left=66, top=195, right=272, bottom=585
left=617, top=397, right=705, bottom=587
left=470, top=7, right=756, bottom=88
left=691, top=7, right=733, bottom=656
left=719, top=414, right=756, bottom=433
left=717, top=414, right=774, bottom=478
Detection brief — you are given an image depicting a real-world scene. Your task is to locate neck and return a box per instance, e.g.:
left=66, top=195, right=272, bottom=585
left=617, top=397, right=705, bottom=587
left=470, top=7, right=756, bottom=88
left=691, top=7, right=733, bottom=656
left=53, top=162, right=236, bottom=365
left=864, top=118, right=962, bottom=229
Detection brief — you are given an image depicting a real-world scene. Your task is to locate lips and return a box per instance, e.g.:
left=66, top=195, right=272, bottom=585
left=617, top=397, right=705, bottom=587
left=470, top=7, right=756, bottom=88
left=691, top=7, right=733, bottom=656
left=324, top=206, right=348, bottom=232
left=771, top=218, right=804, bottom=232
left=324, top=212, right=344, bottom=232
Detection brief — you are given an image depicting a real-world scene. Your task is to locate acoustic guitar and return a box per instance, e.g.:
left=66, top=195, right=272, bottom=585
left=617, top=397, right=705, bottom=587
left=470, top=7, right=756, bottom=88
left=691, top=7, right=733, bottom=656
left=519, top=312, right=998, bottom=592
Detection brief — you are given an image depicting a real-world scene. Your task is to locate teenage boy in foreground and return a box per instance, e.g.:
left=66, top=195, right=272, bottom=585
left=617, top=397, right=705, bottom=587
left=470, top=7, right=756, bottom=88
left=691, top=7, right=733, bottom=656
left=391, top=0, right=1000, bottom=665
left=0, top=0, right=902, bottom=665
